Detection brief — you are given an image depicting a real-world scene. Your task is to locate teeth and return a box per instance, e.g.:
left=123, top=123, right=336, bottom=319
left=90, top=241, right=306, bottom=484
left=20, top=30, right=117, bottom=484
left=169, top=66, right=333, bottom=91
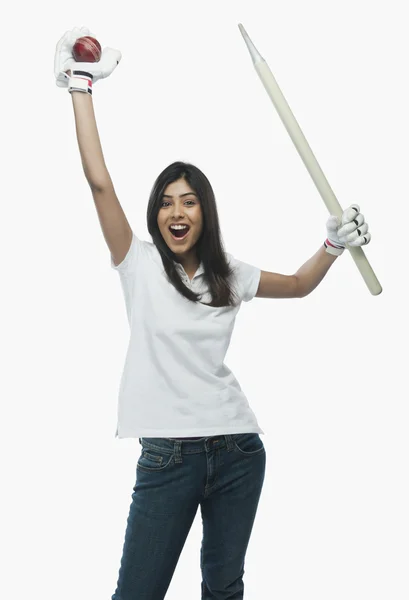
left=170, top=225, right=188, bottom=230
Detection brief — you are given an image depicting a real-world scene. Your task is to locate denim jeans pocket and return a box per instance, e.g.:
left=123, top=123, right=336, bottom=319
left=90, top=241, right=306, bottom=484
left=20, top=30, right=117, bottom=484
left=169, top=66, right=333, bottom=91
left=232, top=433, right=265, bottom=456
left=137, top=444, right=174, bottom=473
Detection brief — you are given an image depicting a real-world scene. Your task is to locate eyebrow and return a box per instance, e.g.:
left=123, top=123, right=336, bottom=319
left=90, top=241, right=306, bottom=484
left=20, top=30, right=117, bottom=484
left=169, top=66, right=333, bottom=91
left=162, top=192, right=198, bottom=198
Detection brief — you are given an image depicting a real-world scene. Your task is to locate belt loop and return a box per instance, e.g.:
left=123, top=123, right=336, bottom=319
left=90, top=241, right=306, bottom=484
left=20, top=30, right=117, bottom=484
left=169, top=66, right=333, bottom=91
left=173, top=439, right=183, bottom=464
left=224, top=435, right=234, bottom=452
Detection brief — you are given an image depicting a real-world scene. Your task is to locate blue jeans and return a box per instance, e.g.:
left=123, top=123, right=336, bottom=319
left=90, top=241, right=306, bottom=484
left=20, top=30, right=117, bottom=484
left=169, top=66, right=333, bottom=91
left=111, top=433, right=266, bottom=600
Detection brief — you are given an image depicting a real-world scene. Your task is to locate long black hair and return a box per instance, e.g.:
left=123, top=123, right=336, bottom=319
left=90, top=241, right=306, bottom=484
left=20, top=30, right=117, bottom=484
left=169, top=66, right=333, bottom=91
left=147, top=161, right=239, bottom=307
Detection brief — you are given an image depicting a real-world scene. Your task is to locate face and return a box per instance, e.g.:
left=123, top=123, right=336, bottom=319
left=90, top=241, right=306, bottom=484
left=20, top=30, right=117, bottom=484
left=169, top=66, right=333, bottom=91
left=157, top=178, right=204, bottom=262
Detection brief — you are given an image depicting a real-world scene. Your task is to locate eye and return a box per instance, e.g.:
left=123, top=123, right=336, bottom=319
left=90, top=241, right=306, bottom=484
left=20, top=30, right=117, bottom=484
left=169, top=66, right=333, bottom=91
left=160, top=200, right=196, bottom=208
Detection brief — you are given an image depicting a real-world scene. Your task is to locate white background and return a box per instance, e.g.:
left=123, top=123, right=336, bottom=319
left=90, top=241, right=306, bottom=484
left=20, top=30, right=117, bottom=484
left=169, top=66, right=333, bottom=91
left=2, top=0, right=408, bottom=598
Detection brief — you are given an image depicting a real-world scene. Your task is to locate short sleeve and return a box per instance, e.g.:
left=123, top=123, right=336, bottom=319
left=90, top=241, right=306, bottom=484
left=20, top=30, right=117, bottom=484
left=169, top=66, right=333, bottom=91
left=110, top=232, right=142, bottom=275
left=226, top=253, right=261, bottom=303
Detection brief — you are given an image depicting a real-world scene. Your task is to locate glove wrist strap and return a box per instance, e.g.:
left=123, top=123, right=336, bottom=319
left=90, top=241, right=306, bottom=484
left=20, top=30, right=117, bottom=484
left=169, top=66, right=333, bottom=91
left=68, top=70, right=93, bottom=95
left=324, top=238, right=345, bottom=256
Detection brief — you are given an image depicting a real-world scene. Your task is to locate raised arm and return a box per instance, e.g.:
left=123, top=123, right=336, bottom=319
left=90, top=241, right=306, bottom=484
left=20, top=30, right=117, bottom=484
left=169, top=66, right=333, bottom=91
left=55, top=27, right=132, bottom=266
left=71, top=90, right=132, bottom=265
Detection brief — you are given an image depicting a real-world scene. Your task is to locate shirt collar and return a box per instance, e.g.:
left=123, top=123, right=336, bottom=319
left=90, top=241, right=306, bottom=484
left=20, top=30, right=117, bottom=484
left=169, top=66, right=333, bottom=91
left=151, top=243, right=205, bottom=279
left=174, top=261, right=205, bottom=279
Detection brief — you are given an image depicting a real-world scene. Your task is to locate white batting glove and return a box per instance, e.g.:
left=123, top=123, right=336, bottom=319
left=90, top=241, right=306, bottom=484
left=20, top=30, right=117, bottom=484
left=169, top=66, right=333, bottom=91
left=324, top=204, right=371, bottom=256
left=54, top=26, right=122, bottom=89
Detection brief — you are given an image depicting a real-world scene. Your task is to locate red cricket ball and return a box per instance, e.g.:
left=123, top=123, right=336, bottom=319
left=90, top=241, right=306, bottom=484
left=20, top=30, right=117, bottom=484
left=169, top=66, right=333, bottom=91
left=72, top=36, right=102, bottom=62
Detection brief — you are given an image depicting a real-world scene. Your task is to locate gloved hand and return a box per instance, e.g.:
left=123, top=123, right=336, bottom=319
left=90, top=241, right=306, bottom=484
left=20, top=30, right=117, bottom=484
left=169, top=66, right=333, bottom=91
left=54, top=26, right=122, bottom=88
left=325, top=204, right=371, bottom=256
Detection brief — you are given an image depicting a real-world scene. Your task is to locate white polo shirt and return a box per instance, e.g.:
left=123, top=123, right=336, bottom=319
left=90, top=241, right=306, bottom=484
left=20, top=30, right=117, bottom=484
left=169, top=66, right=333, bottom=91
left=111, top=232, right=264, bottom=439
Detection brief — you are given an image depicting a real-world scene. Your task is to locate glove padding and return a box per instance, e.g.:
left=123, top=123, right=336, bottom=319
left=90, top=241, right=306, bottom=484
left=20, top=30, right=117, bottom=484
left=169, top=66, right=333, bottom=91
left=326, top=204, right=371, bottom=248
left=54, top=26, right=122, bottom=87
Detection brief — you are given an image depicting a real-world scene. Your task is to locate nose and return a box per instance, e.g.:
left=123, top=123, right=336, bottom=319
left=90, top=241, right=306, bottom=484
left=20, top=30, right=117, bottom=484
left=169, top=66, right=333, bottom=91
left=171, top=203, right=185, bottom=219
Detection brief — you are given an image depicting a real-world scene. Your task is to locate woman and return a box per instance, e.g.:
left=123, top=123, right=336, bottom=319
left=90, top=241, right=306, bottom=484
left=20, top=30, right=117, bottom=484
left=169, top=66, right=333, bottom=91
left=54, top=27, right=371, bottom=600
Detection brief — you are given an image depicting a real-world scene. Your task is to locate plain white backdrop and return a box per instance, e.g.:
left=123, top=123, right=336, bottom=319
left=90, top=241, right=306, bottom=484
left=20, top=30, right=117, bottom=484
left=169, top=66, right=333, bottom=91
left=1, top=0, right=408, bottom=598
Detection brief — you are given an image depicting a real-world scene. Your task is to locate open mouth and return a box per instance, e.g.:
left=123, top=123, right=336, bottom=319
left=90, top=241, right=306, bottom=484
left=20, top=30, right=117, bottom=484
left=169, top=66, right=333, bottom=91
left=169, top=225, right=190, bottom=240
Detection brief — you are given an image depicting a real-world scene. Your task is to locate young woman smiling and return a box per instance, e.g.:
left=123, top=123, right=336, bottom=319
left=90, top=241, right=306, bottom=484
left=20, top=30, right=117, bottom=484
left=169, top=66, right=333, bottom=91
left=55, top=26, right=372, bottom=600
